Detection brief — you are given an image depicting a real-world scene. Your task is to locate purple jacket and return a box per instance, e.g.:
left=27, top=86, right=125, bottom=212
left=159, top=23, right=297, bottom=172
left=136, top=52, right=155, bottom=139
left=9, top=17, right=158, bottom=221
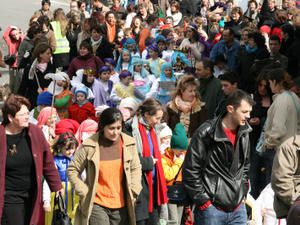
left=0, top=124, right=62, bottom=225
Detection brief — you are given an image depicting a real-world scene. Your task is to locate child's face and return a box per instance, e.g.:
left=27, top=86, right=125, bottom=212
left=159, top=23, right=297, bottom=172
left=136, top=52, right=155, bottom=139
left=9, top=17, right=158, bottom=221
left=161, top=136, right=171, bottom=146
left=121, top=76, right=132, bottom=86
left=76, top=92, right=86, bottom=103
left=100, top=71, right=111, bottom=81
left=149, top=49, right=158, bottom=58
left=125, top=31, right=132, bottom=39
left=79, top=47, right=89, bottom=56
left=164, top=68, right=172, bottom=78
left=62, top=144, right=76, bottom=158
left=144, top=64, right=150, bottom=72
left=158, top=42, right=166, bottom=52
left=134, top=64, right=142, bottom=72
left=86, top=74, right=95, bottom=83
left=127, top=43, right=136, bottom=52
left=122, top=52, right=130, bottom=62
left=46, top=113, right=57, bottom=128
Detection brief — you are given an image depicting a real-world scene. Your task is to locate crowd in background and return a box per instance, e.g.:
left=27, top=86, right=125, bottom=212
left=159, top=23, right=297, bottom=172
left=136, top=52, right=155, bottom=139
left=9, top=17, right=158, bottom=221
left=1, top=0, right=300, bottom=224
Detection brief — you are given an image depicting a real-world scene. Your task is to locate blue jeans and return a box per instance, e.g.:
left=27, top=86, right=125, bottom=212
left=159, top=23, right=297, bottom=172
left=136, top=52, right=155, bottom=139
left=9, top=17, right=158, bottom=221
left=194, top=203, right=247, bottom=225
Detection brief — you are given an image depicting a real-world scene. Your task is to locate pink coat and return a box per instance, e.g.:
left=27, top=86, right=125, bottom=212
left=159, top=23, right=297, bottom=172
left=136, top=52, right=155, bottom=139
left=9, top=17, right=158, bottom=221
left=0, top=124, right=62, bottom=224
left=3, top=26, right=24, bottom=68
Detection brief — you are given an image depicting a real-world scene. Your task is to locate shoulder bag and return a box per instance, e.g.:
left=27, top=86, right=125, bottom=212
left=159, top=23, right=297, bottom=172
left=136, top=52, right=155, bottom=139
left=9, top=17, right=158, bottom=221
left=52, top=193, right=72, bottom=225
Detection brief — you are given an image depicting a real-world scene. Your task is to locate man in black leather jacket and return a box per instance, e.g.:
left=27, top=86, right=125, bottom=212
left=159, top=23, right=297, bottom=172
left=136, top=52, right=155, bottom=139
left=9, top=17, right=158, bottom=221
left=183, top=89, right=254, bottom=225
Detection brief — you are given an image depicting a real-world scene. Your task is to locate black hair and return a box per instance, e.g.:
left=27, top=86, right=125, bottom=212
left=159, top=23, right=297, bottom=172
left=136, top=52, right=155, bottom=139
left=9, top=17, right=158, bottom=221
left=27, top=22, right=43, bottom=39
left=147, top=14, right=158, bottom=25
left=281, top=23, right=294, bottom=38
left=37, top=15, right=51, bottom=28
left=42, top=0, right=51, bottom=6
left=219, top=71, right=238, bottom=85
left=224, top=27, right=235, bottom=36
left=269, top=35, right=281, bottom=43
left=52, top=132, right=78, bottom=155
left=90, top=24, right=104, bottom=35
left=97, top=108, right=124, bottom=133
left=225, top=89, right=255, bottom=109
left=248, top=31, right=266, bottom=48
left=79, top=40, right=93, bottom=54
left=105, top=11, right=116, bottom=20
left=248, top=0, right=258, bottom=8
left=197, top=58, right=214, bottom=73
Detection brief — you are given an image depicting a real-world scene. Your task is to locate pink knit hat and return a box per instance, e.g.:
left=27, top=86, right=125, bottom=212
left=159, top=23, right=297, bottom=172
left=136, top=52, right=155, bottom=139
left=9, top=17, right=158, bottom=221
left=75, top=119, right=98, bottom=143
left=37, top=107, right=57, bottom=128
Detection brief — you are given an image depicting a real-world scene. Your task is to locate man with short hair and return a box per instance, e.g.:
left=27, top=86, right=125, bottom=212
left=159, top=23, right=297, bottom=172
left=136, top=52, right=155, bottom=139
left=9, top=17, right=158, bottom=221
left=269, top=35, right=288, bottom=69
left=92, top=0, right=110, bottom=14
left=195, top=59, right=223, bottom=119
left=210, top=28, right=241, bottom=72
left=183, top=89, right=255, bottom=225
left=34, top=0, right=53, bottom=21
left=214, top=71, right=238, bottom=117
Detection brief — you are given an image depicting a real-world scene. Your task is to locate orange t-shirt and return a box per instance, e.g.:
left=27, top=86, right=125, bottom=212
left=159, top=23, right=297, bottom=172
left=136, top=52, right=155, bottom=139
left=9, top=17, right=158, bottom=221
left=94, top=137, right=125, bottom=208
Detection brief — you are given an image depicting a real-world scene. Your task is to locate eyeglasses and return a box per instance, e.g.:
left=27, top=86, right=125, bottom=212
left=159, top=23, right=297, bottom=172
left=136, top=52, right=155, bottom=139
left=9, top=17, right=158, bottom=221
left=15, top=112, right=30, bottom=117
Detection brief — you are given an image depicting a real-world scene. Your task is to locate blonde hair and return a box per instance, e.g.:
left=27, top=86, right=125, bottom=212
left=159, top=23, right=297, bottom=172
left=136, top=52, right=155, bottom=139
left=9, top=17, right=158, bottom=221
left=54, top=8, right=68, bottom=36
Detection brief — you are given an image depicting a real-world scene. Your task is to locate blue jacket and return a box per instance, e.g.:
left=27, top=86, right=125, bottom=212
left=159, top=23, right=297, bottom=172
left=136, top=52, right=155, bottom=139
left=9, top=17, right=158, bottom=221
left=210, top=40, right=240, bottom=72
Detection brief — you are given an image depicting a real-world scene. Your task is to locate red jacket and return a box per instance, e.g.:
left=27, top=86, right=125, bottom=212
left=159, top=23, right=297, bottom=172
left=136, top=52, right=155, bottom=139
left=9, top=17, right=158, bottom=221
left=67, top=54, right=104, bottom=79
left=68, top=102, right=98, bottom=124
left=0, top=124, right=62, bottom=225
left=3, top=26, right=24, bottom=68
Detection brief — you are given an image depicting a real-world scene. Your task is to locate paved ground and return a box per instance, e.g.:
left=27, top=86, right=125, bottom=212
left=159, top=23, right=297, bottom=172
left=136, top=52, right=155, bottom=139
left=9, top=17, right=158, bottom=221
left=0, top=0, right=69, bottom=85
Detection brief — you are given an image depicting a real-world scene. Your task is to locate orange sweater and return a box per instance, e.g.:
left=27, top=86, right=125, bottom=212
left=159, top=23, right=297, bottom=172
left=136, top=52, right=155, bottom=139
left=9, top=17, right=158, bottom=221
left=94, top=137, right=125, bottom=208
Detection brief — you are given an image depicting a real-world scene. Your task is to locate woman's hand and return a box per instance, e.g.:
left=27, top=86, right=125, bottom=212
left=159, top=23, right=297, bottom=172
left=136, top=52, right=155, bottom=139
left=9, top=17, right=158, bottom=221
left=43, top=201, right=51, bottom=212
left=249, top=117, right=260, bottom=126
left=152, top=156, right=158, bottom=165
left=37, top=87, right=43, bottom=94
left=55, top=188, right=64, bottom=198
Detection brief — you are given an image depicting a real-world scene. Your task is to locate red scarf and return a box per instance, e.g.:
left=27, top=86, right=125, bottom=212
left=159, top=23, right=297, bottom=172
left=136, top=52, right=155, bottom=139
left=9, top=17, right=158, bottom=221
left=138, top=122, right=168, bottom=212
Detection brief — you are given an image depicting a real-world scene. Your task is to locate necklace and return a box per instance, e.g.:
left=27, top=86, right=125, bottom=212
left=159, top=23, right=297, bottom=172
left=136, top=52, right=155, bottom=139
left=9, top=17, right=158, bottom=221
left=7, top=130, right=25, bottom=156
left=9, top=144, right=17, bottom=156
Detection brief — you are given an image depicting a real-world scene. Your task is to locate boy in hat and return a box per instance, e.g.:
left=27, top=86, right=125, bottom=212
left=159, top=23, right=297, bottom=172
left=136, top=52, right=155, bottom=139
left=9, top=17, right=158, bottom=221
left=162, top=123, right=188, bottom=225
left=148, top=43, right=166, bottom=78
left=110, top=70, right=145, bottom=104
left=29, top=91, right=53, bottom=125
left=68, top=86, right=97, bottom=123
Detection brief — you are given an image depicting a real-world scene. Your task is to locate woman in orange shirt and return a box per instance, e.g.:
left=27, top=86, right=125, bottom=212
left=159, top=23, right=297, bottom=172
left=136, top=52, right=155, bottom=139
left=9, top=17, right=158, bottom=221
left=67, top=108, right=142, bottom=225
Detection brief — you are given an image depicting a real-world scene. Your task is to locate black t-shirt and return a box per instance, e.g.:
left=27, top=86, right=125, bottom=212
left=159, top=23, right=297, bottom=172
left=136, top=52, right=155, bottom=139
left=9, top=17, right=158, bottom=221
left=5, top=129, right=36, bottom=194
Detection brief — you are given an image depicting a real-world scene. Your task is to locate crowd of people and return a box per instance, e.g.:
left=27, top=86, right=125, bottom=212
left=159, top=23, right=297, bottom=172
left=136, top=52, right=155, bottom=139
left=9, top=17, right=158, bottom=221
left=1, top=0, right=300, bottom=224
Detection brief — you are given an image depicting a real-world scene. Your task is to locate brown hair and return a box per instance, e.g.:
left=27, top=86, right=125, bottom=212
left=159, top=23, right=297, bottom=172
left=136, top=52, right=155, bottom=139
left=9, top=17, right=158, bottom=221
left=267, top=68, right=294, bottom=90
left=173, top=75, right=200, bottom=100
left=138, top=98, right=163, bottom=116
left=170, top=1, right=180, bottom=11
left=231, top=7, right=244, bottom=17
left=32, top=42, right=52, bottom=60
left=2, top=94, right=31, bottom=126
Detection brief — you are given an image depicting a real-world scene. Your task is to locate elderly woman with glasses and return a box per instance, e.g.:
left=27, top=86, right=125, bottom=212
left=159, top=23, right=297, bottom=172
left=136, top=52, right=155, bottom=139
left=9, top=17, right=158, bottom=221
left=0, top=94, right=62, bottom=225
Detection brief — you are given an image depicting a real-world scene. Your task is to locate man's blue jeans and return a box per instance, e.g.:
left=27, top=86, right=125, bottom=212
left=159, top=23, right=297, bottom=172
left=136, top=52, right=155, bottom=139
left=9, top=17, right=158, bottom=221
left=194, top=203, right=247, bottom=225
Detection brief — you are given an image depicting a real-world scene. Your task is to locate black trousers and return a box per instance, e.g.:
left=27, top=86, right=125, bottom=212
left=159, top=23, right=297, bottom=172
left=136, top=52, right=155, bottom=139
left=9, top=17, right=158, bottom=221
left=1, top=191, right=33, bottom=225
left=136, top=205, right=160, bottom=225
left=2, top=202, right=32, bottom=225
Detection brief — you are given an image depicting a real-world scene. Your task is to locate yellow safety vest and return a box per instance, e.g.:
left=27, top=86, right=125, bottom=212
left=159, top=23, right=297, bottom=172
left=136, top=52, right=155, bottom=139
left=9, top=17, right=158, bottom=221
left=50, top=21, right=70, bottom=54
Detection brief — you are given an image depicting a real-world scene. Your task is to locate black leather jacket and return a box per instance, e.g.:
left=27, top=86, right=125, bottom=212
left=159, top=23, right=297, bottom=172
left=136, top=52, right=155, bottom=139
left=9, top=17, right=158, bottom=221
left=183, top=114, right=252, bottom=212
